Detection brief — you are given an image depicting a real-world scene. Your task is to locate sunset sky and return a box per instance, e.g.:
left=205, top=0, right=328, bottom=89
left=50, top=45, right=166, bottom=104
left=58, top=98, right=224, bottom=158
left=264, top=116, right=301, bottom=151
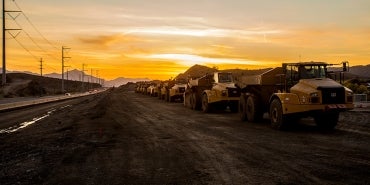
left=3, top=0, right=370, bottom=80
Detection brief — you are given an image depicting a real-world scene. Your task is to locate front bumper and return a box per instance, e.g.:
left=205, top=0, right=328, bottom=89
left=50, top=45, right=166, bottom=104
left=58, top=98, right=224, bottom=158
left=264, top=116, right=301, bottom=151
left=282, top=103, right=354, bottom=115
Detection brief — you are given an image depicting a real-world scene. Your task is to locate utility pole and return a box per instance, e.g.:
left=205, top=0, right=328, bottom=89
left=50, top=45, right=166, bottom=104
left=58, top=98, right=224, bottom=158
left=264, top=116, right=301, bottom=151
left=2, top=0, right=22, bottom=86
left=66, top=68, right=69, bottom=81
left=90, top=68, right=93, bottom=90
left=65, top=67, right=70, bottom=91
left=96, top=70, right=99, bottom=84
left=39, top=58, right=43, bottom=76
left=61, top=46, right=71, bottom=92
left=81, top=63, right=87, bottom=91
left=2, top=0, right=5, bottom=86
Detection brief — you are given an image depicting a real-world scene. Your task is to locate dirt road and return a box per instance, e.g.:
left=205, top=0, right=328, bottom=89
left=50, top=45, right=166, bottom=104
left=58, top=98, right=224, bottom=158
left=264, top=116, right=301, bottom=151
left=1, top=85, right=370, bottom=184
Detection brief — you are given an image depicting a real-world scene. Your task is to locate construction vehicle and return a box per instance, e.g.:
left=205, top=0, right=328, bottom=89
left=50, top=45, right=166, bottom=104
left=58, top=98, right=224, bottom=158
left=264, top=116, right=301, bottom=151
left=159, top=81, right=170, bottom=100
left=146, top=81, right=161, bottom=97
left=135, top=82, right=146, bottom=94
left=168, top=78, right=187, bottom=102
left=184, top=72, right=240, bottom=112
left=236, top=61, right=354, bottom=130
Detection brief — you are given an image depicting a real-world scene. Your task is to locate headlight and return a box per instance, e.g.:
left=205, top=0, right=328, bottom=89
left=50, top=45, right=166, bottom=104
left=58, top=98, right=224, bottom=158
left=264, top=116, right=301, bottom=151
left=221, top=90, right=227, bottom=96
left=310, top=92, right=318, bottom=97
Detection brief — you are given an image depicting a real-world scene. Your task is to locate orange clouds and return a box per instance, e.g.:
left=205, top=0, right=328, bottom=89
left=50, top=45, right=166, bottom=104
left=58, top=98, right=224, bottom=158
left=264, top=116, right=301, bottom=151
left=4, top=1, right=370, bottom=81
left=76, top=34, right=141, bottom=47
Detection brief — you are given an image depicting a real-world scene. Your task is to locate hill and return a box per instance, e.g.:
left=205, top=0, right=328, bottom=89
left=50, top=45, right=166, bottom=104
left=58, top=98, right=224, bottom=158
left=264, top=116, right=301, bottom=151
left=0, top=73, right=101, bottom=98
left=45, top=69, right=102, bottom=84
left=175, top=64, right=271, bottom=80
left=348, top=64, right=370, bottom=78
left=44, top=69, right=148, bottom=87
left=175, top=64, right=218, bottom=80
left=105, top=77, right=151, bottom=87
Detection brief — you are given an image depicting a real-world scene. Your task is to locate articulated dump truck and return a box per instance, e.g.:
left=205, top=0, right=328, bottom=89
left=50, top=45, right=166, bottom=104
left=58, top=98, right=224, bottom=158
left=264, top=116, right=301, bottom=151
left=184, top=72, right=240, bottom=112
left=236, top=61, right=354, bottom=130
left=168, top=78, right=187, bottom=102
left=159, top=78, right=186, bottom=102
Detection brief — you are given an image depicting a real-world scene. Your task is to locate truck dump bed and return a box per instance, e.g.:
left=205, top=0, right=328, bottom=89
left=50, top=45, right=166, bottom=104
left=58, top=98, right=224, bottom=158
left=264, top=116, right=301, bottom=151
left=188, top=74, right=213, bottom=88
left=236, top=67, right=283, bottom=89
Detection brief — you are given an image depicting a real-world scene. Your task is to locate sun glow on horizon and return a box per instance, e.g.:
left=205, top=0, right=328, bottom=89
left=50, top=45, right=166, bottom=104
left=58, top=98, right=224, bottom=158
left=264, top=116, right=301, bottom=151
left=2, top=0, right=369, bottom=81
left=144, top=53, right=274, bottom=67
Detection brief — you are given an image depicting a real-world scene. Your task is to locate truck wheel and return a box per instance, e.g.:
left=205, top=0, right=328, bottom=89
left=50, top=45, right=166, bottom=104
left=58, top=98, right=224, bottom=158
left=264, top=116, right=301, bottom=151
left=202, top=94, right=211, bottom=113
left=190, top=93, right=196, bottom=110
left=314, top=112, right=339, bottom=130
left=192, top=93, right=201, bottom=110
left=246, top=95, right=263, bottom=122
left=270, top=98, right=286, bottom=130
left=239, top=95, right=247, bottom=121
left=169, top=96, right=173, bottom=102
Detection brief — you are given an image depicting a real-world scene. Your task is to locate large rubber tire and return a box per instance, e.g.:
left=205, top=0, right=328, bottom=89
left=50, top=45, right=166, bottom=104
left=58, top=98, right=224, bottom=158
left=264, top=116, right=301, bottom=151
left=314, top=112, right=339, bottom=130
left=164, top=93, right=167, bottom=101
left=270, top=98, right=286, bottom=130
left=202, top=94, right=211, bottom=113
left=165, top=90, right=170, bottom=102
left=246, top=95, right=263, bottom=122
left=191, top=93, right=201, bottom=110
left=239, top=95, right=247, bottom=121
left=184, top=92, right=190, bottom=107
left=190, top=93, right=196, bottom=110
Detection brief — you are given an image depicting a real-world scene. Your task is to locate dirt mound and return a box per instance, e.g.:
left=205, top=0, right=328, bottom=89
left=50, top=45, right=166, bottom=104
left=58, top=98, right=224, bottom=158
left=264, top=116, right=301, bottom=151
left=0, top=73, right=102, bottom=98
left=14, top=80, right=46, bottom=97
left=176, top=64, right=218, bottom=80
left=175, top=64, right=272, bottom=80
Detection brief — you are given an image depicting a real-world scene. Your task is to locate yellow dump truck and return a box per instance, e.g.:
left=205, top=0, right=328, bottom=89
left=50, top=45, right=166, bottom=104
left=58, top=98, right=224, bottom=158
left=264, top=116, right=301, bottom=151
left=168, top=81, right=187, bottom=102
left=236, top=61, right=354, bottom=130
left=184, top=72, right=240, bottom=112
left=159, top=81, right=167, bottom=100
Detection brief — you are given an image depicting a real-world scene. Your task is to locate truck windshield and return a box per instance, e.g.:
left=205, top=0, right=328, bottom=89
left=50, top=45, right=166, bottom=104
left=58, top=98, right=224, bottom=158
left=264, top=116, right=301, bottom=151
left=218, top=73, right=233, bottom=83
left=299, top=65, right=326, bottom=79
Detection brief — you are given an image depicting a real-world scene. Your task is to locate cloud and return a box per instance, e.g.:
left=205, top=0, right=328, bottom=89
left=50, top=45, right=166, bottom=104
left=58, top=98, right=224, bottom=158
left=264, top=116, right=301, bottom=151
left=76, top=34, right=138, bottom=47
left=142, top=53, right=273, bottom=67
left=122, top=26, right=283, bottom=42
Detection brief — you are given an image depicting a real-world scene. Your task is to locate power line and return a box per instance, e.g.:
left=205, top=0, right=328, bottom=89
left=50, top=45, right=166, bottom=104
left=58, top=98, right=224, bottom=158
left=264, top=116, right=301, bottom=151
left=7, top=0, right=61, bottom=74
left=12, top=0, right=59, bottom=50
left=12, top=18, right=60, bottom=61
left=13, top=36, right=38, bottom=60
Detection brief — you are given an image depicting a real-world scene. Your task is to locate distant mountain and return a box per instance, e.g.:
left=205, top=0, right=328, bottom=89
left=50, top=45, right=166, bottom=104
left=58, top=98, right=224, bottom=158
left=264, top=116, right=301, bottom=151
left=328, top=64, right=370, bottom=78
left=348, top=65, right=370, bottom=78
left=105, top=77, right=150, bottom=87
left=44, top=69, right=150, bottom=87
left=0, top=68, right=37, bottom=75
left=45, top=69, right=102, bottom=84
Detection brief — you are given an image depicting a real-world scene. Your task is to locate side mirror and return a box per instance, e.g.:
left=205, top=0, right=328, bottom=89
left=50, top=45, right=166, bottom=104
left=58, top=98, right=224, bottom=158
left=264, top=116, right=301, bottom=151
left=342, top=61, right=349, bottom=72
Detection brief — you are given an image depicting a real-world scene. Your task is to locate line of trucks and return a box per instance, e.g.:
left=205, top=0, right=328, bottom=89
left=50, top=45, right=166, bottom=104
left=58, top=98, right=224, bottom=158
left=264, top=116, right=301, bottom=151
left=135, top=61, right=354, bottom=130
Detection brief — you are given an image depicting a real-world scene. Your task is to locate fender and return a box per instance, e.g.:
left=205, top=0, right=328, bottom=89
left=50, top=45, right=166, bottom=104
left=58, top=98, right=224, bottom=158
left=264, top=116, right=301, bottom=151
left=203, top=90, right=216, bottom=103
left=270, top=93, right=300, bottom=105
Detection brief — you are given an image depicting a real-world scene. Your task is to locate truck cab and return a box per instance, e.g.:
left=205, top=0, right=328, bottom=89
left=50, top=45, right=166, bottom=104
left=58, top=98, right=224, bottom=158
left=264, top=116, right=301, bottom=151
left=168, top=78, right=187, bottom=102
left=185, top=72, right=240, bottom=112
